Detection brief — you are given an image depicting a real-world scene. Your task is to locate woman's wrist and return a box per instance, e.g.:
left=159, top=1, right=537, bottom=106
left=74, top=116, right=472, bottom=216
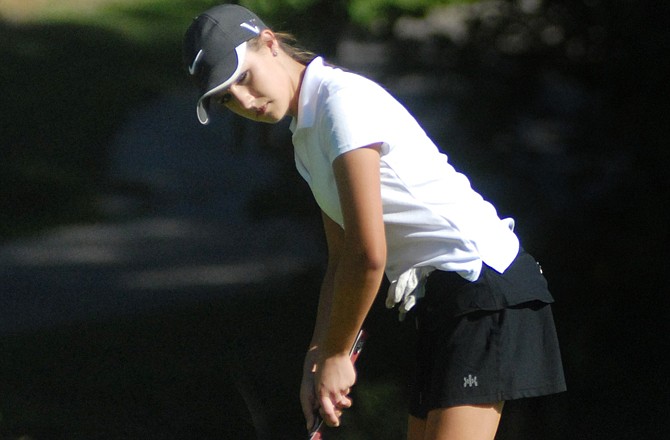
left=303, top=345, right=320, bottom=373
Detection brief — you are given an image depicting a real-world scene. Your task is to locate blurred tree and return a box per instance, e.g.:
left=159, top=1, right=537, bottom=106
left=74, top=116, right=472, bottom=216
left=240, top=0, right=476, bottom=53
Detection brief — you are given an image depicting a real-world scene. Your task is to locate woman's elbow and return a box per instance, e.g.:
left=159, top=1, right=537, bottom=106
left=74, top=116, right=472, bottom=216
left=360, top=243, right=387, bottom=274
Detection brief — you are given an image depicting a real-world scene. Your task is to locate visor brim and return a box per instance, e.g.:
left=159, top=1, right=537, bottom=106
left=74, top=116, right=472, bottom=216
left=196, top=42, right=248, bottom=125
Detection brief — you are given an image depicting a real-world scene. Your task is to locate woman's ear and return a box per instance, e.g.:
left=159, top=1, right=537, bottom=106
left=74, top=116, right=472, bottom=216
left=259, top=29, right=277, bottom=53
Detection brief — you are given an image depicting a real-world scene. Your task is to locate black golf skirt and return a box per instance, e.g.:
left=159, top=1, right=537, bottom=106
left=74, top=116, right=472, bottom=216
left=407, top=248, right=567, bottom=419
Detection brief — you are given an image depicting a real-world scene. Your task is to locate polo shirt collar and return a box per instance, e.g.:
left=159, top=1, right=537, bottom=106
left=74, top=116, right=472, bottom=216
left=290, top=56, right=326, bottom=133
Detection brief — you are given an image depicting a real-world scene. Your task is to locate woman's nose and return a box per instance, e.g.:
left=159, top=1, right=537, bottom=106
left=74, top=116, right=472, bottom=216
left=229, top=86, right=253, bottom=110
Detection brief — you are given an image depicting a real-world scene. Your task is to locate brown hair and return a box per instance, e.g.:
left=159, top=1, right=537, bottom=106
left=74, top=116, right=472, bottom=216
left=248, top=31, right=318, bottom=65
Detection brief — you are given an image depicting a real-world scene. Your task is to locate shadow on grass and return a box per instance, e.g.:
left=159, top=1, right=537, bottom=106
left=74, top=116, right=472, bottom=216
left=0, top=15, right=182, bottom=239
left=0, top=271, right=315, bottom=439
left=0, top=268, right=417, bottom=440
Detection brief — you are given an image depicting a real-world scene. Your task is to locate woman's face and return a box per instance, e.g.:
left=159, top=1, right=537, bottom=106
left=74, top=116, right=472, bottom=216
left=211, top=36, right=297, bottom=123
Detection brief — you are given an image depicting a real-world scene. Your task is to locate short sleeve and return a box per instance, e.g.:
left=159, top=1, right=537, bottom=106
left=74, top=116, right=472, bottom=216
left=319, top=85, right=391, bottom=163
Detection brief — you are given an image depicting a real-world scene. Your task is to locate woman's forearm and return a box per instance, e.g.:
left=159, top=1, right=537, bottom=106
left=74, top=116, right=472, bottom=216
left=309, top=264, right=337, bottom=353
left=320, top=242, right=385, bottom=358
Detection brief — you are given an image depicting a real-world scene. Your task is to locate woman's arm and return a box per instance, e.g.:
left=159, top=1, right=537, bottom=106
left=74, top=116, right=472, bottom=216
left=299, top=210, right=345, bottom=430
left=321, top=143, right=386, bottom=355
left=309, top=211, right=345, bottom=352
left=314, top=143, right=387, bottom=427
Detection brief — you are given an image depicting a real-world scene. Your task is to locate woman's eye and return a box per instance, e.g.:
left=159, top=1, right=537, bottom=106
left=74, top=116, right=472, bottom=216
left=236, top=72, right=248, bottom=83
left=219, top=94, right=232, bottom=104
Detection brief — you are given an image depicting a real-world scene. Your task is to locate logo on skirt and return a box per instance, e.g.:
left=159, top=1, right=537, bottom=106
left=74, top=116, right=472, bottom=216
left=463, top=374, right=478, bottom=387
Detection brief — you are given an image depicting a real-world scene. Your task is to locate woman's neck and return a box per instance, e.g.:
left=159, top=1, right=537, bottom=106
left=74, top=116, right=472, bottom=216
left=287, top=58, right=308, bottom=118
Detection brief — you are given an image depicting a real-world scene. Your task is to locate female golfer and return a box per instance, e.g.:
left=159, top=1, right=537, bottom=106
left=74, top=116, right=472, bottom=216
left=183, top=4, right=566, bottom=439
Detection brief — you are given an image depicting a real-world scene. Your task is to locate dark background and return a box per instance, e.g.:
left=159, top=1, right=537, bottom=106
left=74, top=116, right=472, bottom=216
left=1, top=0, right=668, bottom=439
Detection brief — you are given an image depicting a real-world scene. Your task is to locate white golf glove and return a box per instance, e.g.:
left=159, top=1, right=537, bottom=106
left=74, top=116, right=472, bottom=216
left=386, top=266, right=433, bottom=321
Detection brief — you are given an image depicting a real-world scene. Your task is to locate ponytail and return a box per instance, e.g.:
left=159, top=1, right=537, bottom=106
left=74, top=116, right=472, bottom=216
left=248, top=32, right=319, bottom=65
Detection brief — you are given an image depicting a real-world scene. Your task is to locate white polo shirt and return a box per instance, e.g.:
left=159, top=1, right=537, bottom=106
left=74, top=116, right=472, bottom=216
left=290, top=57, right=519, bottom=282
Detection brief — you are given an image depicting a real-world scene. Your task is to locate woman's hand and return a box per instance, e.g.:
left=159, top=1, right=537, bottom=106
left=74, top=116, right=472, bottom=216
left=314, top=352, right=356, bottom=427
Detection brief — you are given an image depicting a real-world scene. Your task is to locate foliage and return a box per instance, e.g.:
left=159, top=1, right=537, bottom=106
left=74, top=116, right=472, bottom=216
left=240, top=0, right=475, bottom=28
left=348, top=0, right=475, bottom=27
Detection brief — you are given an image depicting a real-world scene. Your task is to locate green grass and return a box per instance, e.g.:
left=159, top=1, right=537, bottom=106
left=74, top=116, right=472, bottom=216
left=0, top=270, right=414, bottom=439
left=0, top=0, right=206, bottom=238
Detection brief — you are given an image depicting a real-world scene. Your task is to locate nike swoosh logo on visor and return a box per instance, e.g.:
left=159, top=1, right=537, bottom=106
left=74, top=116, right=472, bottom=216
left=189, top=49, right=204, bottom=75
left=240, top=22, right=261, bottom=33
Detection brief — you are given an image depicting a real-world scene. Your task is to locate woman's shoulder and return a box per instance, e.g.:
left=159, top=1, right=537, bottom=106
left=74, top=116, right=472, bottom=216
left=327, top=69, right=385, bottom=94
left=316, top=70, right=398, bottom=116
left=310, top=59, right=387, bottom=97
left=303, top=58, right=415, bottom=129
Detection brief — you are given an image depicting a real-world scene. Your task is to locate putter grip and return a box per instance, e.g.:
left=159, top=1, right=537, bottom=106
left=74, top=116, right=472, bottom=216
left=308, top=329, right=368, bottom=440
